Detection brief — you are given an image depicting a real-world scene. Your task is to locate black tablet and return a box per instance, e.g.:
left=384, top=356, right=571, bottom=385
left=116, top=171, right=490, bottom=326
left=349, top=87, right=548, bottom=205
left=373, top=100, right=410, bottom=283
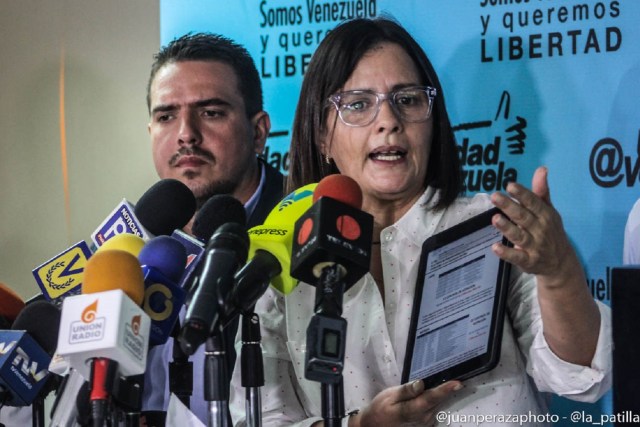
left=402, top=207, right=511, bottom=388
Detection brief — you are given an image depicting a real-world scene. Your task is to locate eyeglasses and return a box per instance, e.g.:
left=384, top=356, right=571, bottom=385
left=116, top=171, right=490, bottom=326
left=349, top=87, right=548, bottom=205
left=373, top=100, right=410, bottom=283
left=328, top=86, right=437, bottom=127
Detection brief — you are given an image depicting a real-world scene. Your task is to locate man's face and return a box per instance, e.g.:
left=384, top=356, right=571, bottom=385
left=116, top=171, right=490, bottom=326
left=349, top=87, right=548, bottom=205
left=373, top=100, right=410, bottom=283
left=148, top=60, right=268, bottom=205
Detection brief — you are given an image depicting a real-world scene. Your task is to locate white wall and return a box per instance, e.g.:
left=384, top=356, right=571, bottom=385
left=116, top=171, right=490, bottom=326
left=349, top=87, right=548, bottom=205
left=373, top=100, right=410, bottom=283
left=0, top=1, right=160, bottom=300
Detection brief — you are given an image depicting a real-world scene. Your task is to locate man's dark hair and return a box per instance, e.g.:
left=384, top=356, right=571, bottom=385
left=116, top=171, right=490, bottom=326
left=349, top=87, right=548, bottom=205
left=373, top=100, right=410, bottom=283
left=147, top=33, right=263, bottom=117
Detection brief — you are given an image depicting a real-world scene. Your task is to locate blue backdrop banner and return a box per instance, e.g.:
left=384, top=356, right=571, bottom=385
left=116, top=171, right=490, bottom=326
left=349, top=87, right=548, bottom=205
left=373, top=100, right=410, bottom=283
left=160, top=1, right=639, bottom=424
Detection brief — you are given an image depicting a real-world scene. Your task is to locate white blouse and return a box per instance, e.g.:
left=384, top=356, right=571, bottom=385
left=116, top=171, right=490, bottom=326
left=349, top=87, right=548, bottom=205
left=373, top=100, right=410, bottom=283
left=230, top=188, right=612, bottom=426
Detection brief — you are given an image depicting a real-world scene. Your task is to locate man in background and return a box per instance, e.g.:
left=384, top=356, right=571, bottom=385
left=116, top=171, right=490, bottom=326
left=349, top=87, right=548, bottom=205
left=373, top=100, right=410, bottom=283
left=141, top=32, right=284, bottom=424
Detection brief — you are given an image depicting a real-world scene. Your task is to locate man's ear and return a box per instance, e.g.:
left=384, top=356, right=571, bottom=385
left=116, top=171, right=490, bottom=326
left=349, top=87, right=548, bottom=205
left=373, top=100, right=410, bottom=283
left=251, top=111, right=271, bottom=154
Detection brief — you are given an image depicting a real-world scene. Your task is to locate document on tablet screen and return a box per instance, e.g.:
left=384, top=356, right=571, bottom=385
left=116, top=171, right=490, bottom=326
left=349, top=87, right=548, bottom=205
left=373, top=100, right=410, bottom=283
left=407, top=222, right=504, bottom=382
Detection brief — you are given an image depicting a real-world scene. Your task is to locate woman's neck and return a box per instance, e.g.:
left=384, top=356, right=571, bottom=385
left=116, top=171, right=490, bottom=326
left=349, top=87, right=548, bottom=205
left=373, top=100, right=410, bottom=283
left=365, top=188, right=424, bottom=303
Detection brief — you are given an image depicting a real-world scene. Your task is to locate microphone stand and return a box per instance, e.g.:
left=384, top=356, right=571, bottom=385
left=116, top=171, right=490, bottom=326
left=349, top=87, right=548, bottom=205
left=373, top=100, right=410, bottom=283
left=204, top=331, right=230, bottom=427
left=32, top=397, right=45, bottom=427
left=111, top=374, right=143, bottom=427
left=240, top=312, right=264, bottom=427
left=33, top=371, right=60, bottom=427
left=305, top=263, right=348, bottom=427
left=169, top=320, right=193, bottom=408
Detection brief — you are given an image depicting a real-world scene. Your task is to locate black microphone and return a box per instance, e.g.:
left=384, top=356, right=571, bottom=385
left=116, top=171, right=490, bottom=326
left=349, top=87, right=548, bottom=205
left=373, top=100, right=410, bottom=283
left=178, top=221, right=250, bottom=356
left=177, top=194, right=248, bottom=297
left=222, top=249, right=282, bottom=327
left=134, top=178, right=197, bottom=237
left=290, top=174, right=373, bottom=427
left=291, top=174, right=373, bottom=293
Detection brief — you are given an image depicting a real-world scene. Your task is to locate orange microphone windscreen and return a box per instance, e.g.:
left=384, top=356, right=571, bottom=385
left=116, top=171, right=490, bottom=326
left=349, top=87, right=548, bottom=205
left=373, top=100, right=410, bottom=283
left=81, top=249, right=145, bottom=305
left=0, top=282, right=25, bottom=322
left=312, top=174, right=363, bottom=209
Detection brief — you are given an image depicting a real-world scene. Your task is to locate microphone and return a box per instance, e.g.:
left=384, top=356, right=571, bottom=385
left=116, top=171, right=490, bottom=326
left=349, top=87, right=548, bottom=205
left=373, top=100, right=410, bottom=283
left=134, top=178, right=197, bottom=237
left=0, top=283, right=25, bottom=329
left=291, top=174, right=372, bottom=289
left=95, top=232, right=146, bottom=256
left=45, top=237, right=146, bottom=427
left=245, top=182, right=317, bottom=295
left=176, top=194, right=249, bottom=295
left=56, top=250, right=149, bottom=379
left=32, top=179, right=195, bottom=303
left=291, top=175, right=372, bottom=389
left=0, top=301, right=61, bottom=407
left=56, top=249, right=150, bottom=427
left=31, top=241, right=94, bottom=303
left=138, top=236, right=188, bottom=346
left=178, top=221, right=250, bottom=356
left=92, top=178, right=196, bottom=247
left=221, top=249, right=282, bottom=327
left=221, top=185, right=316, bottom=426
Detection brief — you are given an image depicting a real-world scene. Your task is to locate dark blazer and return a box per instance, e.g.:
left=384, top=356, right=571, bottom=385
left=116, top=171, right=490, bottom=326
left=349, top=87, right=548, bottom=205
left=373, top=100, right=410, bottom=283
left=246, top=157, right=285, bottom=229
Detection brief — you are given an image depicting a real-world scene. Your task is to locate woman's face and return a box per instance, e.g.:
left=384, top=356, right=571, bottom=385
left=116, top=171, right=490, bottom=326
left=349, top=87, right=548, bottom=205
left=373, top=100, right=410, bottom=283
left=322, top=42, right=433, bottom=208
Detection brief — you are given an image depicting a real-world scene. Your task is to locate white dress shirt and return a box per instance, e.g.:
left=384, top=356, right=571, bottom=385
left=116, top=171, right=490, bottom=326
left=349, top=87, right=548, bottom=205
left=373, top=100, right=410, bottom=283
left=230, top=188, right=612, bottom=426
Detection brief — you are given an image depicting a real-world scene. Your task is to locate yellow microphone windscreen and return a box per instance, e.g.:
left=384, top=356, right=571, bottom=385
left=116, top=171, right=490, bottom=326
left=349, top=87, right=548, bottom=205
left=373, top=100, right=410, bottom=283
left=82, top=249, right=145, bottom=305
left=96, top=233, right=145, bottom=258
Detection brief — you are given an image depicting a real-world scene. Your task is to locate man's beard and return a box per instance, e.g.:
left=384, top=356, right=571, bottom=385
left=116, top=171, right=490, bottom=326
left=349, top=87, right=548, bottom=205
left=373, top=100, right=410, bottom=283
left=192, top=178, right=238, bottom=210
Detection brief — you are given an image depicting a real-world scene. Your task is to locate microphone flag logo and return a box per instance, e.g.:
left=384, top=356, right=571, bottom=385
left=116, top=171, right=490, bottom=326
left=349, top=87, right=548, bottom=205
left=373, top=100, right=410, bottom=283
left=336, top=215, right=361, bottom=240
left=32, top=240, right=92, bottom=301
left=68, top=299, right=105, bottom=344
left=82, top=300, right=98, bottom=323
left=131, top=315, right=141, bottom=335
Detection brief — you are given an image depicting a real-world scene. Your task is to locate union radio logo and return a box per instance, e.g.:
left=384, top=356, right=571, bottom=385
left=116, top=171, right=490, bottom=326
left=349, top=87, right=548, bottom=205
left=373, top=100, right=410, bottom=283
left=69, top=299, right=105, bottom=344
left=130, top=315, right=141, bottom=336
left=81, top=300, right=98, bottom=323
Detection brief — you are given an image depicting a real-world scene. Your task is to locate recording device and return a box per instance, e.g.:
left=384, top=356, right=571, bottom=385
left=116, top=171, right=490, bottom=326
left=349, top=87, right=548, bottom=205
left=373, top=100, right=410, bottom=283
left=96, top=232, right=145, bottom=256
left=45, top=236, right=147, bottom=426
left=179, top=221, right=249, bottom=356
left=222, top=249, right=282, bottom=326
left=245, top=182, right=317, bottom=295
left=0, top=301, right=61, bottom=407
left=178, top=194, right=249, bottom=296
left=91, top=178, right=196, bottom=247
left=133, top=178, right=196, bottom=237
left=56, top=249, right=150, bottom=427
left=291, top=174, right=371, bottom=288
left=138, top=236, right=188, bottom=346
left=56, top=250, right=149, bottom=379
left=32, top=178, right=196, bottom=303
left=31, top=241, right=93, bottom=303
left=91, top=200, right=151, bottom=247
left=290, top=175, right=372, bottom=384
